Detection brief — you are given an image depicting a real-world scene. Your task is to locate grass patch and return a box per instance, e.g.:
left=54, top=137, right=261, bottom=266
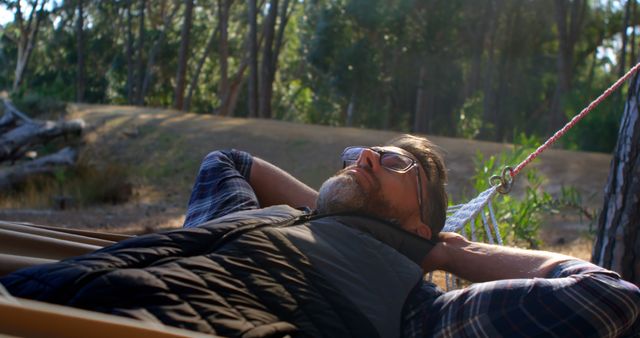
left=0, top=161, right=133, bottom=209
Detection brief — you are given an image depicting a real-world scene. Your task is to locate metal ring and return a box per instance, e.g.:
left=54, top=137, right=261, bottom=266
left=490, top=166, right=514, bottom=194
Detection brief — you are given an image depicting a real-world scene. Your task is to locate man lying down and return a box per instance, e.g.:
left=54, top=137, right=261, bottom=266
left=1, top=134, right=639, bottom=337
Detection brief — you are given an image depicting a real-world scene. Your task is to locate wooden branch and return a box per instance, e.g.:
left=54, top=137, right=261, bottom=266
left=0, top=119, right=85, bottom=162
left=0, top=147, right=77, bottom=190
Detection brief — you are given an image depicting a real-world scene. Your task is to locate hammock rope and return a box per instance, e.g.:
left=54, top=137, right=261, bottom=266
left=439, top=62, right=640, bottom=289
left=512, top=61, right=640, bottom=177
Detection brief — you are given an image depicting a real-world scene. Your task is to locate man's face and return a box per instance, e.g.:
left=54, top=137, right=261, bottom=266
left=317, top=146, right=426, bottom=235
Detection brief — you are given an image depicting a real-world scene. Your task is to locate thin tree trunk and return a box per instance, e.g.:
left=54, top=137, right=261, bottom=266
left=632, top=0, right=637, bottom=64
left=140, top=1, right=181, bottom=103
left=135, top=0, right=147, bottom=105
left=414, top=64, right=428, bottom=133
left=174, top=0, right=194, bottom=110
left=495, top=2, right=520, bottom=141
left=218, top=0, right=232, bottom=116
left=185, top=26, right=219, bottom=112
left=126, top=0, right=135, bottom=103
left=247, top=0, right=258, bottom=118
left=586, top=31, right=604, bottom=89
left=258, top=0, right=278, bottom=118
left=12, top=0, right=48, bottom=92
left=592, top=69, right=640, bottom=285
left=76, top=0, right=85, bottom=103
left=550, top=0, right=586, bottom=134
left=464, top=0, right=491, bottom=99
left=620, top=0, right=632, bottom=78
left=481, top=0, right=499, bottom=139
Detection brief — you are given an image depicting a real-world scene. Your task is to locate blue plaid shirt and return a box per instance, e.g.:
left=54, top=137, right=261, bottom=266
left=184, top=149, right=640, bottom=337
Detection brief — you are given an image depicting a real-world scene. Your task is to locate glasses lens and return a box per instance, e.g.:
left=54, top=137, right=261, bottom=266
left=341, top=147, right=365, bottom=167
left=380, top=153, right=414, bottom=172
left=342, top=146, right=415, bottom=172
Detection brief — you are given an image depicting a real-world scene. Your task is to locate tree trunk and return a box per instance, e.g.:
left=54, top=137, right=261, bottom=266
left=592, top=70, right=640, bottom=285
left=494, top=1, right=521, bottom=141
left=632, top=0, right=637, bottom=64
left=218, top=0, right=232, bottom=116
left=463, top=0, right=491, bottom=99
left=12, top=0, right=48, bottom=92
left=135, top=0, right=147, bottom=105
left=126, top=0, right=135, bottom=103
left=480, top=0, right=499, bottom=139
left=0, top=119, right=85, bottom=162
left=247, top=0, right=259, bottom=118
left=76, top=0, right=85, bottom=103
left=173, top=0, right=194, bottom=111
left=258, top=0, right=278, bottom=119
left=0, top=147, right=78, bottom=190
left=549, top=0, right=586, bottom=134
left=413, top=64, right=428, bottom=133
left=185, top=25, right=219, bottom=113
left=620, top=0, right=632, bottom=79
left=140, top=1, right=181, bottom=103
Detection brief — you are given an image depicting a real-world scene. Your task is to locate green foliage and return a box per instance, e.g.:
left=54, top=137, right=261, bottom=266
left=0, top=0, right=630, bottom=152
left=466, top=134, right=588, bottom=248
left=457, top=92, right=484, bottom=139
left=11, top=92, right=67, bottom=118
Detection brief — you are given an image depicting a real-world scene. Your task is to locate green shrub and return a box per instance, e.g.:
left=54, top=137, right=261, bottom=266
left=11, top=92, right=67, bottom=118
left=464, top=134, right=588, bottom=249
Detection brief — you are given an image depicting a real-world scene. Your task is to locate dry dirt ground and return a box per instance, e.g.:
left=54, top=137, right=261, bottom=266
left=0, top=104, right=612, bottom=260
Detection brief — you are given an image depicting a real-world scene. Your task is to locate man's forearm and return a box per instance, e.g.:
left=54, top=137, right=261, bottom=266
left=249, top=157, right=318, bottom=209
left=425, top=233, right=574, bottom=282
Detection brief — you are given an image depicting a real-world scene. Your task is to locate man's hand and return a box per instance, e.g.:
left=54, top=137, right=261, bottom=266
left=421, top=232, right=576, bottom=282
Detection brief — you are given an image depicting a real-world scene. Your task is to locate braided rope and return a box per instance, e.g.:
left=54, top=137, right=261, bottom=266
left=511, top=62, right=640, bottom=177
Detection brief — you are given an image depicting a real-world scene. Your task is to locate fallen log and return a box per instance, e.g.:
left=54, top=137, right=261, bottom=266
left=0, top=110, right=16, bottom=130
left=0, top=147, right=77, bottom=190
left=0, top=119, right=85, bottom=162
left=1, top=97, right=32, bottom=124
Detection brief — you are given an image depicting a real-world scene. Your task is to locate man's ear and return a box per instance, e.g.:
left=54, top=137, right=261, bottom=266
left=415, top=225, right=432, bottom=240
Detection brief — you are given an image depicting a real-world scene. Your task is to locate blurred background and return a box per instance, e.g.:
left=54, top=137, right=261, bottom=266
left=0, top=0, right=634, bottom=153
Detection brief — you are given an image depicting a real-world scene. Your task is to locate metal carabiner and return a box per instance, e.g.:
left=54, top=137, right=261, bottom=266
left=489, top=166, right=514, bottom=194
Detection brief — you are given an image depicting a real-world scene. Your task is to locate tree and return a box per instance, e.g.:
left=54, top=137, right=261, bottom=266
left=218, top=0, right=231, bottom=115
left=185, top=20, right=218, bottom=113
left=135, top=0, right=146, bottom=104
left=592, top=70, right=640, bottom=285
left=550, top=0, right=586, bottom=134
left=4, top=0, right=49, bottom=92
left=126, top=0, right=135, bottom=103
left=173, top=0, right=193, bottom=110
left=247, top=0, right=258, bottom=117
left=76, top=0, right=85, bottom=102
left=139, top=0, right=181, bottom=104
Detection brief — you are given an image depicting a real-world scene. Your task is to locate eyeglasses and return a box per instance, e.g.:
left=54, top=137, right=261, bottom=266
left=341, top=146, right=427, bottom=227
left=341, top=146, right=417, bottom=173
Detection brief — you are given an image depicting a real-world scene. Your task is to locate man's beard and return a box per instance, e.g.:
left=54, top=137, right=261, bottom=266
left=316, top=169, right=399, bottom=223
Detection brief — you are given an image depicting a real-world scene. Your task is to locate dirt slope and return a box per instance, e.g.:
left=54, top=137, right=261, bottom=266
left=0, top=104, right=612, bottom=239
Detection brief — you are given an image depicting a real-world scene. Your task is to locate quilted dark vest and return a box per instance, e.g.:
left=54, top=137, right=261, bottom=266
left=1, top=205, right=435, bottom=338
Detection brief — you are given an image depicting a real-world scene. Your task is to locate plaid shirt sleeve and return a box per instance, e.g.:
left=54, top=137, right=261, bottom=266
left=183, top=149, right=259, bottom=228
left=403, top=260, right=640, bottom=337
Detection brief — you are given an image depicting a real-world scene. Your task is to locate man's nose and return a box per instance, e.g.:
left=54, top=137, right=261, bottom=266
left=356, top=148, right=380, bottom=171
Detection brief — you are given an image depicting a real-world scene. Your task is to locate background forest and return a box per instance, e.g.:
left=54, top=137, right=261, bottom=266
left=0, top=0, right=635, bottom=153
